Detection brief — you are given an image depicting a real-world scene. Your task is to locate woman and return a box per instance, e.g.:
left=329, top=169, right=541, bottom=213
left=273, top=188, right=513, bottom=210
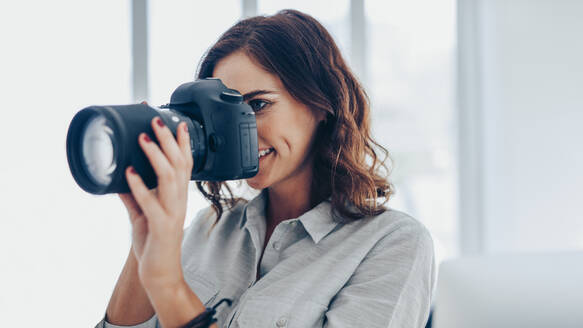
left=98, top=9, right=435, bottom=328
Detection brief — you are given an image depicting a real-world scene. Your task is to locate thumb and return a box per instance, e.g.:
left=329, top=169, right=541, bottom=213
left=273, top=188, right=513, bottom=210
left=131, top=216, right=148, bottom=259
left=119, top=193, right=142, bottom=223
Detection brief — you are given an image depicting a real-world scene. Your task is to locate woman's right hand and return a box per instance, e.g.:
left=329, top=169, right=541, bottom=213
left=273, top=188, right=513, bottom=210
left=118, top=192, right=155, bottom=259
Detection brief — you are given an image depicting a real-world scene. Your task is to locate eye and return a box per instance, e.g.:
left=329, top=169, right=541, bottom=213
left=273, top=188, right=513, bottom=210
left=248, top=99, right=270, bottom=112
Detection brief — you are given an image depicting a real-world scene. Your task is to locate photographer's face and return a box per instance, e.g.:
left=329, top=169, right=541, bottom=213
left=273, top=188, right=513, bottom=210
left=213, top=51, right=325, bottom=191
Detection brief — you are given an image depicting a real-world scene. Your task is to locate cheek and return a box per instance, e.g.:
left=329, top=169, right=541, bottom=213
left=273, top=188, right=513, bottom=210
left=256, top=117, right=277, bottom=144
left=256, top=104, right=320, bottom=156
left=285, top=119, right=320, bottom=157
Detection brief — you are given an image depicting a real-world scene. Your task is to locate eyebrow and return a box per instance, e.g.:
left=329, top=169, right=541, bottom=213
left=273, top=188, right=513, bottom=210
left=242, top=90, right=278, bottom=101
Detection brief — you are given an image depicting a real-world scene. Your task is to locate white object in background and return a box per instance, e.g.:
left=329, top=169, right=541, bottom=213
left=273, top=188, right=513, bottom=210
left=433, top=252, right=583, bottom=328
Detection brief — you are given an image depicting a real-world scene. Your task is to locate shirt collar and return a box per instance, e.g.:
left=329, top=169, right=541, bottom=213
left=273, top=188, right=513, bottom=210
left=239, top=189, right=340, bottom=244
left=239, top=188, right=268, bottom=229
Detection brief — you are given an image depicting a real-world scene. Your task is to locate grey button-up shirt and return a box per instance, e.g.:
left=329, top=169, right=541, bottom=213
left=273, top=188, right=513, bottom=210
left=97, top=189, right=436, bottom=328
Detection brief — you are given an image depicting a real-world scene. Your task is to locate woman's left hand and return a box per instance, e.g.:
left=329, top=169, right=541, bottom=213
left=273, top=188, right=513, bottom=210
left=124, top=115, right=193, bottom=290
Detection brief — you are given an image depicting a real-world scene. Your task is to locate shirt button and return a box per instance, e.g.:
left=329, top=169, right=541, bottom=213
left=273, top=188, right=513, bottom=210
left=272, top=241, right=281, bottom=250
left=275, top=316, right=287, bottom=327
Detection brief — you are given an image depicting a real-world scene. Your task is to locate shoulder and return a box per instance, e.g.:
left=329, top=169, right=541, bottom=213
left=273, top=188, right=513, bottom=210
left=343, top=206, right=435, bottom=261
left=348, top=206, right=433, bottom=242
left=375, top=207, right=433, bottom=243
left=349, top=207, right=437, bottom=289
left=366, top=208, right=436, bottom=288
left=328, top=208, right=436, bottom=327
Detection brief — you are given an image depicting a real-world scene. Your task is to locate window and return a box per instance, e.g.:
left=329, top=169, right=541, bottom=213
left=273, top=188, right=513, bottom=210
left=366, top=0, right=458, bottom=263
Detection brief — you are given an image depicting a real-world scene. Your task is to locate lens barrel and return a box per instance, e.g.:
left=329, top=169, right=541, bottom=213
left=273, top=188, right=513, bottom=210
left=66, top=104, right=204, bottom=194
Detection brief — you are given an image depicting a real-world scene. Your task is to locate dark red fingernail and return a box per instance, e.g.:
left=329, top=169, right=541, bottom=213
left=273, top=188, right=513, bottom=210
left=142, top=133, right=152, bottom=142
left=129, top=166, right=136, bottom=174
left=156, top=117, right=165, bottom=128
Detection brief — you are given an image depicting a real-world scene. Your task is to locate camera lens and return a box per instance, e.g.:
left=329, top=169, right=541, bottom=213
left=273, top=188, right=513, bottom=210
left=67, top=103, right=206, bottom=194
left=81, top=115, right=117, bottom=186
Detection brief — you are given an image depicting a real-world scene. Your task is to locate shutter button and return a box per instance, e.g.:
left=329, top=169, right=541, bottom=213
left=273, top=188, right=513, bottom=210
left=220, top=89, right=243, bottom=103
left=275, top=316, right=288, bottom=327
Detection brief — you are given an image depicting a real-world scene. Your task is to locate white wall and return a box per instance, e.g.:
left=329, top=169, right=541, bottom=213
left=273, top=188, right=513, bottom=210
left=0, top=2, right=134, bottom=326
left=459, top=0, right=583, bottom=254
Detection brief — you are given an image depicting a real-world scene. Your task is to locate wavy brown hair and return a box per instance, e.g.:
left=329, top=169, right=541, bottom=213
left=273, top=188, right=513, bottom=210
left=195, top=9, right=394, bottom=224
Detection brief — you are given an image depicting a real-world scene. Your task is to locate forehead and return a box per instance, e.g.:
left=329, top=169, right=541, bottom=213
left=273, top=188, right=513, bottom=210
left=211, top=51, right=283, bottom=95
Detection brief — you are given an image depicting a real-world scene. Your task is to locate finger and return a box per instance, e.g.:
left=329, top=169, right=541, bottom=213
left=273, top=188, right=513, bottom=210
left=118, top=193, right=142, bottom=222
left=178, top=122, right=194, bottom=175
left=151, top=117, right=187, bottom=172
left=138, top=132, right=176, bottom=187
left=125, top=166, right=166, bottom=225
left=138, top=131, right=179, bottom=212
left=131, top=216, right=148, bottom=259
left=119, top=190, right=157, bottom=215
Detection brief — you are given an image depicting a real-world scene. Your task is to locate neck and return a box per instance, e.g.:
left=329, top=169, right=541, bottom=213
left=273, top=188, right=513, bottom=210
left=266, top=188, right=310, bottom=226
left=265, top=166, right=316, bottom=226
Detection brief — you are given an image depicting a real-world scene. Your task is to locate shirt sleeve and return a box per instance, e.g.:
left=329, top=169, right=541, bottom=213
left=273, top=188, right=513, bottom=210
left=94, top=313, right=158, bottom=328
left=323, top=221, right=436, bottom=328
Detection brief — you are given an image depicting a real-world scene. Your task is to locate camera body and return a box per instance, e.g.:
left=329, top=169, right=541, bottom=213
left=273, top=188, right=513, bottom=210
left=168, top=78, right=259, bottom=180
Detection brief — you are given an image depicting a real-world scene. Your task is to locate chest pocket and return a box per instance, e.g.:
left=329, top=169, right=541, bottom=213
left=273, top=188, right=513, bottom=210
left=235, top=296, right=328, bottom=328
left=183, top=268, right=220, bottom=307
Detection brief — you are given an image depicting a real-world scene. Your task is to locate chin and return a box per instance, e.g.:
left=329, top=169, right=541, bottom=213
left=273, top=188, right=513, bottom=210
left=245, top=175, right=270, bottom=190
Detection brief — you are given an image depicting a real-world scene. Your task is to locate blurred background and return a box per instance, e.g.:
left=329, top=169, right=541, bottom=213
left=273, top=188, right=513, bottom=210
left=0, top=0, right=581, bottom=326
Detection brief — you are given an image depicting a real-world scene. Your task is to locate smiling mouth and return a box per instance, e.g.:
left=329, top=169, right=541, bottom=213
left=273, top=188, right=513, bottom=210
left=258, top=147, right=275, bottom=159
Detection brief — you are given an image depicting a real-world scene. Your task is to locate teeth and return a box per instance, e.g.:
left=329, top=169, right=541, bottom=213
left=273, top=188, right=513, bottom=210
left=259, top=148, right=274, bottom=158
